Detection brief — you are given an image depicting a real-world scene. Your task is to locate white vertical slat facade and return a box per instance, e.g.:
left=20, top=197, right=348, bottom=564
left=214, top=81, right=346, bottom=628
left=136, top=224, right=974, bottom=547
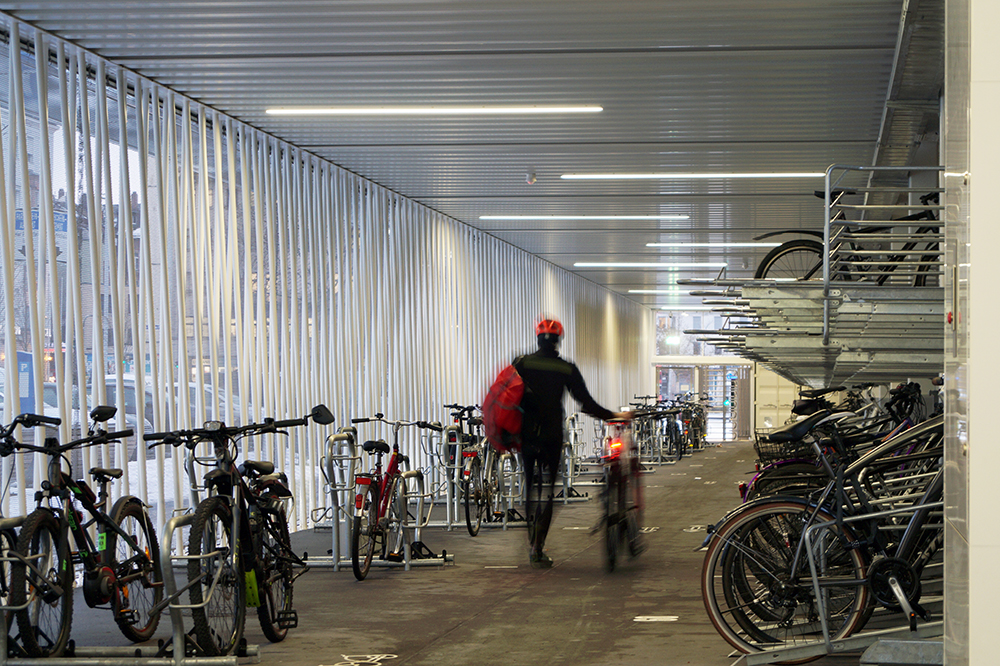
left=0, top=21, right=652, bottom=531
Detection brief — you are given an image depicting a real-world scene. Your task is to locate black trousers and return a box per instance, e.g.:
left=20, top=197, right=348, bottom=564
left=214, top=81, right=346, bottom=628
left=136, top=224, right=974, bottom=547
left=522, top=441, right=561, bottom=551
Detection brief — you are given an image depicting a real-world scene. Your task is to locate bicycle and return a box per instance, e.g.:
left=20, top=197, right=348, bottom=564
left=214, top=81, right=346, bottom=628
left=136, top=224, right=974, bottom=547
left=3, top=406, right=162, bottom=658
left=754, top=191, right=941, bottom=284
left=601, top=420, right=644, bottom=572
left=701, top=414, right=944, bottom=656
left=144, top=404, right=334, bottom=655
left=349, top=414, right=442, bottom=580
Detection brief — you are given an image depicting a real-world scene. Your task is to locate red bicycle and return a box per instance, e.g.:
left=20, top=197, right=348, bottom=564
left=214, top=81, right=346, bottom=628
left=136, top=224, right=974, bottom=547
left=349, top=414, right=441, bottom=580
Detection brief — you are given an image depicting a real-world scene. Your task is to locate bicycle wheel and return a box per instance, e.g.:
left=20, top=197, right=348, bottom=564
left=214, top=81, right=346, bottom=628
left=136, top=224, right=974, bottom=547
left=256, top=496, right=293, bottom=643
left=1, top=526, right=17, bottom=609
left=484, top=450, right=504, bottom=522
left=351, top=483, right=379, bottom=581
left=755, top=239, right=824, bottom=281
left=604, top=469, right=620, bottom=572
left=702, top=500, right=869, bottom=657
left=106, top=498, right=163, bottom=642
left=464, top=456, right=485, bottom=536
left=385, top=477, right=408, bottom=560
left=10, top=510, right=73, bottom=657
left=188, top=496, right=246, bottom=656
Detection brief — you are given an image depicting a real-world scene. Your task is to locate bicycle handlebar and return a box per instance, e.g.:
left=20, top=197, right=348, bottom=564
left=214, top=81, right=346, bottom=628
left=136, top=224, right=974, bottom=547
left=145, top=403, right=333, bottom=448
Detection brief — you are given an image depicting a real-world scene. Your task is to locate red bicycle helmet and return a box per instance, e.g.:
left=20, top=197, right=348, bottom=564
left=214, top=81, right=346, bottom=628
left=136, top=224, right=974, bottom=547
left=535, top=318, right=564, bottom=337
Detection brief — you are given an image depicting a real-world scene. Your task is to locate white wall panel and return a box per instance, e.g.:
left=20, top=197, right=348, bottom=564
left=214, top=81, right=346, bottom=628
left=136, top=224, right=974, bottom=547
left=0, top=19, right=650, bottom=530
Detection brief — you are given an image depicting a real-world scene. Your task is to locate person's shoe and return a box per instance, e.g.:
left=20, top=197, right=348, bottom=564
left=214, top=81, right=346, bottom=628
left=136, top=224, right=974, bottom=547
left=529, top=550, right=553, bottom=569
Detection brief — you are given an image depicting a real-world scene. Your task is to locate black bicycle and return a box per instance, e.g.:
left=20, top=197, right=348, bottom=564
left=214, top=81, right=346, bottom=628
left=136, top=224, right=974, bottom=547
left=144, top=404, right=334, bottom=655
left=754, top=191, right=941, bottom=284
left=3, top=407, right=162, bottom=657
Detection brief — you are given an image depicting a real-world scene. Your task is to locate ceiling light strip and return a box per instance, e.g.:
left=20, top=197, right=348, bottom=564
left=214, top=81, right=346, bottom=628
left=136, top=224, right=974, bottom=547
left=267, top=105, right=603, bottom=116
left=481, top=214, right=689, bottom=221
left=561, top=172, right=826, bottom=180
left=645, top=242, right=780, bottom=248
left=574, top=262, right=727, bottom=268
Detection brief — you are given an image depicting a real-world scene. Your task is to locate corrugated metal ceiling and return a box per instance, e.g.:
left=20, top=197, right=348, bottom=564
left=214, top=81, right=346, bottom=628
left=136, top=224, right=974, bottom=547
left=0, top=0, right=943, bottom=309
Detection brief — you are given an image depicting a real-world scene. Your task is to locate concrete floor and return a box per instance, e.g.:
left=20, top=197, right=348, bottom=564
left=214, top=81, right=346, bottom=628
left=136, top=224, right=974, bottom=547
left=67, top=439, right=869, bottom=666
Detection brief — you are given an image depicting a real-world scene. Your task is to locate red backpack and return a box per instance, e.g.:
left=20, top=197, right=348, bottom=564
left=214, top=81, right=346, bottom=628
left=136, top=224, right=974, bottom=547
left=482, top=358, right=525, bottom=452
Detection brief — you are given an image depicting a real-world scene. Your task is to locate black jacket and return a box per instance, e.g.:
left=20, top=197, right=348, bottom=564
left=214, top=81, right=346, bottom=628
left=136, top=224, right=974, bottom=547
left=516, top=348, right=615, bottom=449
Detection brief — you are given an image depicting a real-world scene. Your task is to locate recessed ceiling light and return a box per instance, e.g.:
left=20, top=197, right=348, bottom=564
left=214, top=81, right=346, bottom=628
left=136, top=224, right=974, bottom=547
left=267, top=105, right=603, bottom=116
left=480, top=214, right=689, bottom=221
left=573, top=262, right=727, bottom=268
left=561, top=172, right=825, bottom=180
left=645, top=242, right=780, bottom=248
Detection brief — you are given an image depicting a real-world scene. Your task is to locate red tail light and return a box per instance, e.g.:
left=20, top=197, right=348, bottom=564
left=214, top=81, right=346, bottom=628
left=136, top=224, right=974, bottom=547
left=462, top=451, right=477, bottom=458
left=355, top=494, right=365, bottom=509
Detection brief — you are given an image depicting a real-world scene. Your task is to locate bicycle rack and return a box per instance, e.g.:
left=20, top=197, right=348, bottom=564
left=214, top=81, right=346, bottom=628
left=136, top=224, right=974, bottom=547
left=729, top=501, right=945, bottom=665
left=557, top=415, right=590, bottom=504
left=679, top=165, right=944, bottom=389
left=309, top=427, right=358, bottom=571
left=0, top=511, right=260, bottom=666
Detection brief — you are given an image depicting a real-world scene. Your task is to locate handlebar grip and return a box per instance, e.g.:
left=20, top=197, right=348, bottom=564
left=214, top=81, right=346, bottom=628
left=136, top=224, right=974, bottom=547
left=417, top=421, right=443, bottom=432
left=273, top=418, right=306, bottom=429
left=351, top=417, right=370, bottom=424
left=144, top=431, right=174, bottom=442
left=35, top=414, right=62, bottom=427
left=106, top=429, right=135, bottom=440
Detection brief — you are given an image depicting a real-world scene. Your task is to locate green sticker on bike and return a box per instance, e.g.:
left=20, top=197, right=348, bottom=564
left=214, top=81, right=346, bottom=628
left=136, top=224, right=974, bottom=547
left=98, top=533, right=106, bottom=551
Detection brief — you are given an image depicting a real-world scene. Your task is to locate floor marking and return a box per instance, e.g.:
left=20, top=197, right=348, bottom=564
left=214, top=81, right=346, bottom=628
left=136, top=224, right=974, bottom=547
left=671, top=472, right=687, bottom=476
left=694, top=477, right=702, bottom=480
left=323, top=656, right=398, bottom=666
left=683, top=525, right=706, bottom=533
left=634, top=616, right=679, bottom=622
left=704, top=480, right=717, bottom=485
left=640, top=526, right=660, bottom=533
left=484, top=565, right=519, bottom=569
left=563, top=526, right=589, bottom=530
left=690, top=464, right=704, bottom=467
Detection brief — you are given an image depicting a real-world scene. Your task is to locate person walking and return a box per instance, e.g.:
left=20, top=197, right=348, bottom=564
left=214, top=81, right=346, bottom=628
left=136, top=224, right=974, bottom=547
left=516, top=317, right=632, bottom=568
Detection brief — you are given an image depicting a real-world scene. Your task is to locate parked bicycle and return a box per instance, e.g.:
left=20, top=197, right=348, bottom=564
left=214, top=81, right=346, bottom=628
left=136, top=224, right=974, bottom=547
left=349, top=414, right=441, bottom=580
left=701, top=414, right=944, bottom=656
left=444, top=404, right=505, bottom=536
left=3, top=406, right=162, bottom=658
left=754, top=190, right=941, bottom=284
left=144, top=404, right=334, bottom=655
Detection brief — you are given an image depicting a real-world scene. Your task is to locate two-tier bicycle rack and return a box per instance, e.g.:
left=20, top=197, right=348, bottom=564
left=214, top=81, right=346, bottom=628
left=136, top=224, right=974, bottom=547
left=685, top=166, right=947, bottom=664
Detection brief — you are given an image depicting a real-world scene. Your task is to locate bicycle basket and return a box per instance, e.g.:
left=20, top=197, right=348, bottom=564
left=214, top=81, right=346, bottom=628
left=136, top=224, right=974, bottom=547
left=753, top=438, right=817, bottom=466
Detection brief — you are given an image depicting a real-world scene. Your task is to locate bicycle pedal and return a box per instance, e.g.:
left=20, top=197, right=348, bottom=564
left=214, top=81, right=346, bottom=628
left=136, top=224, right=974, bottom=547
left=276, top=610, right=298, bottom=629
left=385, top=551, right=405, bottom=563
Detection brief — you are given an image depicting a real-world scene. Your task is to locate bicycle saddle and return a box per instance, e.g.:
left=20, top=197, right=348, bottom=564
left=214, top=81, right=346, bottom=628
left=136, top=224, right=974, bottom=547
left=799, top=386, right=845, bottom=399
left=89, top=467, right=123, bottom=480
left=363, top=439, right=390, bottom=455
left=760, top=410, right=831, bottom=444
left=241, top=460, right=276, bottom=476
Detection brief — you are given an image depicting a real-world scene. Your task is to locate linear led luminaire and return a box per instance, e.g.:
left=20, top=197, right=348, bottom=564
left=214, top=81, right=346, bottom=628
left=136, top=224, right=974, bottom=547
left=574, top=262, right=728, bottom=268
left=645, top=242, right=780, bottom=248
left=267, top=105, right=604, bottom=116
left=480, top=214, right=689, bottom=221
left=628, top=289, right=680, bottom=294
left=660, top=305, right=715, bottom=311
left=561, top=172, right=826, bottom=180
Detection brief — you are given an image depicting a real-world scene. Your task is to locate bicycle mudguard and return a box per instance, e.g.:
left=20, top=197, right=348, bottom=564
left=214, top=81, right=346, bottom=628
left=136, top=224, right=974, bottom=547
left=353, top=474, right=374, bottom=517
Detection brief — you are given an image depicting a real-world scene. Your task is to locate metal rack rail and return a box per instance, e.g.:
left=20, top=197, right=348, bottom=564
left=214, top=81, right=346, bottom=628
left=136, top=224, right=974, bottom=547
left=681, top=166, right=944, bottom=389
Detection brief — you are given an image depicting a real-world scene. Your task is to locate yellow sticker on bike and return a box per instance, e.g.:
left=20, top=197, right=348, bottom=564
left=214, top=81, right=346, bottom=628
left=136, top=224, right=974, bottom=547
left=245, top=569, right=261, bottom=607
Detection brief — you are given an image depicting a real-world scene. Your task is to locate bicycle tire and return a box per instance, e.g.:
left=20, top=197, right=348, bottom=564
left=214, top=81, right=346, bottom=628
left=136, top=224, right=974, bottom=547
left=106, top=498, right=163, bottom=642
left=1, top=526, right=18, bottom=623
left=464, top=456, right=485, bottom=536
left=11, top=510, right=74, bottom=657
left=701, top=499, right=869, bottom=658
left=256, top=496, right=293, bottom=643
left=485, top=451, right=505, bottom=522
left=351, top=483, right=379, bottom=580
left=755, top=239, right=824, bottom=281
left=604, top=469, right=620, bottom=572
left=188, top=496, right=245, bottom=656
left=385, top=477, right=407, bottom=560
